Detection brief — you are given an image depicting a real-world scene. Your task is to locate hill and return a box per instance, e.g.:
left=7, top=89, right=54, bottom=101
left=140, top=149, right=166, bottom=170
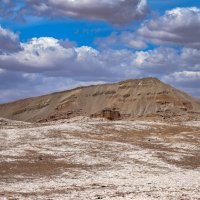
left=0, top=77, right=200, bottom=122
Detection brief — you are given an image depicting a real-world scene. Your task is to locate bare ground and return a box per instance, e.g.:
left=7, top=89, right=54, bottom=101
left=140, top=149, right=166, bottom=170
left=0, top=117, right=200, bottom=200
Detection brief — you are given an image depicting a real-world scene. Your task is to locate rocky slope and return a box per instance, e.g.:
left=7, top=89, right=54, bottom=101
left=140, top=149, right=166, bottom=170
left=0, top=77, right=200, bottom=122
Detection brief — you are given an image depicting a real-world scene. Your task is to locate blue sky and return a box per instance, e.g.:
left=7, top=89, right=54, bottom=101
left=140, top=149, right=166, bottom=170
left=0, top=0, right=200, bottom=102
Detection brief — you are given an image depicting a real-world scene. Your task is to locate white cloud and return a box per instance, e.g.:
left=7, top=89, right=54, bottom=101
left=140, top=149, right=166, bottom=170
left=1, top=37, right=200, bottom=81
left=0, top=37, right=139, bottom=81
left=0, top=35, right=200, bottom=102
left=133, top=47, right=181, bottom=74
left=163, top=71, right=200, bottom=86
left=0, top=25, right=22, bottom=53
left=165, top=71, right=200, bottom=81
left=181, top=48, right=200, bottom=71
left=22, top=0, right=148, bottom=24
left=0, top=37, right=76, bottom=72
left=95, top=32, right=147, bottom=49
left=163, top=71, right=200, bottom=97
left=95, top=7, right=200, bottom=50
left=138, top=7, right=200, bottom=48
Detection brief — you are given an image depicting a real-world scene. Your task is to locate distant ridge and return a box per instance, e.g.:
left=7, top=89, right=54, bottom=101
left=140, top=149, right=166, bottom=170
left=0, top=77, right=200, bottom=122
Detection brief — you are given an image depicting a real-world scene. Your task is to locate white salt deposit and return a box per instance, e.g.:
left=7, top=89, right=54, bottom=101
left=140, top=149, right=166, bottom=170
left=0, top=117, right=200, bottom=199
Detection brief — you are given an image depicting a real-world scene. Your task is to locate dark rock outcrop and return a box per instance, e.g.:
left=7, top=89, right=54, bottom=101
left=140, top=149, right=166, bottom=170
left=91, top=108, right=121, bottom=120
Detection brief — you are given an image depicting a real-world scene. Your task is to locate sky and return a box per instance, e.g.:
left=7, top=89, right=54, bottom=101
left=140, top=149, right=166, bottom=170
left=0, top=0, right=200, bottom=103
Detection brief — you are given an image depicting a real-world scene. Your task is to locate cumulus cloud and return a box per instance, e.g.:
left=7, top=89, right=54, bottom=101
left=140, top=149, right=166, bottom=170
left=163, top=71, right=200, bottom=97
left=95, top=32, right=147, bottom=49
left=181, top=48, right=200, bottom=71
left=0, top=36, right=200, bottom=81
left=0, top=26, right=22, bottom=54
left=0, top=37, right=75, bottom=72
left=138, top=7, right=200, bottom=48
left=20, top=0, right=148, bottom=24
left=133, top=47, right=200, bottom=73
left=163, top=71, right=200, bottom=86
left=95, top=7, right=200, bottom=49
left=0, top=35, right=200, bottom=102
left=0, top=37, right=139, bottom=81
left=133, top=47, right=180, bottom=74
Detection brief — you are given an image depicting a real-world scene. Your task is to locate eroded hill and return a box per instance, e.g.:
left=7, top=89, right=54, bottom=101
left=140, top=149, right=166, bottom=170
left=0, top=77, right=200, bottom=122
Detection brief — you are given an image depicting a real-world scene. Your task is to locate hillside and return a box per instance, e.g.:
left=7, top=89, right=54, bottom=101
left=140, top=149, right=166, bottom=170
left=0, top=77, right=200, bottom=122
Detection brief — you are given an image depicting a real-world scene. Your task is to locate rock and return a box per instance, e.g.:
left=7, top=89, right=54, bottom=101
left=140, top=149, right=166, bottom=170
left=38, top=155, right=43, bottom=161
left=91, top=108, right=121, bottom=120
left=101, top=109, right=121, bottom=120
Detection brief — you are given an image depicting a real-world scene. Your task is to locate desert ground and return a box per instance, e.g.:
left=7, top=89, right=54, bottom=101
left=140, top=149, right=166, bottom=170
left=0, top=117, right=200, bottom=200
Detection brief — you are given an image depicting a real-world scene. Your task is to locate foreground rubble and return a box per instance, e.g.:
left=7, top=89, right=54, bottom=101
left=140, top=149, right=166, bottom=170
left=0, top=117, right=200, bottom=200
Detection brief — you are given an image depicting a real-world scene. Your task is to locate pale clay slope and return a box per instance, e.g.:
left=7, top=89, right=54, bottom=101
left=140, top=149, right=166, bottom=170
left=0, top=77, right=200, bottom=122
left=0, top=117, right=200, bottom=199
